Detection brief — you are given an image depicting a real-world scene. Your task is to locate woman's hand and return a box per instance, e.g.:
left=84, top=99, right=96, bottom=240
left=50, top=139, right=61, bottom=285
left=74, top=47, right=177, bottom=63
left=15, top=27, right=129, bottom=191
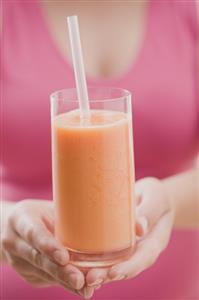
left=1, top=200, right=86, bottom=296
left=84, top=178, right=175, bottom=298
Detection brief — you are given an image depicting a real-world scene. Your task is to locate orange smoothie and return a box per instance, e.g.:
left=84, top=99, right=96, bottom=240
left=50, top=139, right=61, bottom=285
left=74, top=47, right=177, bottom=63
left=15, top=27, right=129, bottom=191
left=52, top=110, right=135, bottom=253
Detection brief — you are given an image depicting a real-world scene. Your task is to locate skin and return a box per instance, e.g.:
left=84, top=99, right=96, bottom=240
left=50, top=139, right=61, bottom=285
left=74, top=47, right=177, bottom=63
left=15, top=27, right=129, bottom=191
left=85, top=173, right=198, bottom=298
left=1, top=1, right=199, bottom=299
left=1, top=200, right=86, bottom=296
left=1, top=171, right=198, bottom=298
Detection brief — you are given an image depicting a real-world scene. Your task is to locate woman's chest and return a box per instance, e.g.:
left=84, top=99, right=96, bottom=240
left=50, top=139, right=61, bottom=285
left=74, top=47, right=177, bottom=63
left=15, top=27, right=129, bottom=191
left=39, top=1, right=148, bottom=79
left=2, top=1, right=198, bottom=183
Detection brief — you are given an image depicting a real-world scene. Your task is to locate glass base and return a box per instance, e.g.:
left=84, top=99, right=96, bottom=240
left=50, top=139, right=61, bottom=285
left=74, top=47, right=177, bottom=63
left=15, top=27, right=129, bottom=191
left=68, top=245, right=134, bottom=269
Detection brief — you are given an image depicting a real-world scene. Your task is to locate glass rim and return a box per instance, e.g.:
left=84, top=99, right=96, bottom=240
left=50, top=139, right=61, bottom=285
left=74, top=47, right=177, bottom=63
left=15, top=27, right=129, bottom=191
left=50, top=87, right=131, bottom=104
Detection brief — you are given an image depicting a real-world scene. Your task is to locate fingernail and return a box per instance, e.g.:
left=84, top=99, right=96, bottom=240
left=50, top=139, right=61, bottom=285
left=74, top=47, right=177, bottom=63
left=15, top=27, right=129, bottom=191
left=87, top=278, right=103, bottom=287
left=53, top=250, right=68, bottom=265
left=137, top=216, right=148, bottom=236
left=82, top=286, right=94, bottom=299
left=68, top=273, right=81, bottom=290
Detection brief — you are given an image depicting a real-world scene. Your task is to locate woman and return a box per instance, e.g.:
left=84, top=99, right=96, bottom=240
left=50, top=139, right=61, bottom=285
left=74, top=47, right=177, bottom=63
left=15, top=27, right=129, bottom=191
left=1, top=0, right=198, bottom=299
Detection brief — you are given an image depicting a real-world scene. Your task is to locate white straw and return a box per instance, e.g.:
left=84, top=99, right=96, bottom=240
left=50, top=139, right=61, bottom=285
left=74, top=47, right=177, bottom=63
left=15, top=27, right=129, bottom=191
left=67, top=15, right=90, bottom=118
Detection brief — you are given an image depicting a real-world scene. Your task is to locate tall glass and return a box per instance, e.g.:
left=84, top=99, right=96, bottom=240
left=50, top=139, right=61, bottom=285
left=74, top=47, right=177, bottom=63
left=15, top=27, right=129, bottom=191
left=51, top=87, right=135, bottom=268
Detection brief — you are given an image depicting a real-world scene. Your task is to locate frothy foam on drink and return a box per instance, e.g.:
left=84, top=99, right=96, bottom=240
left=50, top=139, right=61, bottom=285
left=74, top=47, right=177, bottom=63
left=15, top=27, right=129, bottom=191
left=54, top=109, right=130, bottom=129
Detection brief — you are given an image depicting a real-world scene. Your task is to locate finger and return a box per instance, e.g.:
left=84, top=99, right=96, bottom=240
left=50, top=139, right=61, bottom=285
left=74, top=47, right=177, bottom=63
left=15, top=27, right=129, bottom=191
left=79, top=286, right=95, bottom=299
left=135, top=180, right=169, bottom=231
left=63, top=264, right=85, bottom=290
left=86, top=268, right=108, bottom=287
left=10, top=236, right=84, bottom=290
left=25, top=268, right=81, bottom=295
left=108, top=211, right=173, bottom=280
left=10, top=256, right=56, bottom=286
left=11, top=255, right=80, bottom=295
left=11, top=216, right=69, bottom=265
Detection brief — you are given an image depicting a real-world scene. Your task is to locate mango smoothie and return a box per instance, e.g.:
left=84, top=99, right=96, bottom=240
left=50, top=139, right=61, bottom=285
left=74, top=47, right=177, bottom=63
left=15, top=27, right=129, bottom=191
left=52, top=109, right=135, bottom=254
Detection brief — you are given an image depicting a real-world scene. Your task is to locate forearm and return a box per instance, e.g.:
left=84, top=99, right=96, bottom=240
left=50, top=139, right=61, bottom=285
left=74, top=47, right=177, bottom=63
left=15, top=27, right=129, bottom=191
left=163, top=166, right=199, bottom=229
left=0, top=201, right=14, bottom=262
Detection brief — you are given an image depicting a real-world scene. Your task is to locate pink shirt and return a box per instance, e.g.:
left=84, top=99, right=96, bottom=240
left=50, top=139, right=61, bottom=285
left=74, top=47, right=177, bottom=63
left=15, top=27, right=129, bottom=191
left=1, top=0, right=199, bottom=299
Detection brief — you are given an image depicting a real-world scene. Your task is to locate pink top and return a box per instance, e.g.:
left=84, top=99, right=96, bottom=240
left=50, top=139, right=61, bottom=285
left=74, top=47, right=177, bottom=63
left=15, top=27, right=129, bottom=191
left=1, top=1, right=199, bottom=299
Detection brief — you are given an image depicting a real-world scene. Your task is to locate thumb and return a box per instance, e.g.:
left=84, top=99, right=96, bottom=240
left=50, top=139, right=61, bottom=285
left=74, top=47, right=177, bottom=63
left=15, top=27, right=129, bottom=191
left=13, top=216, right=69, bottom=266
left=135, top=178, right=169, bottom=236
